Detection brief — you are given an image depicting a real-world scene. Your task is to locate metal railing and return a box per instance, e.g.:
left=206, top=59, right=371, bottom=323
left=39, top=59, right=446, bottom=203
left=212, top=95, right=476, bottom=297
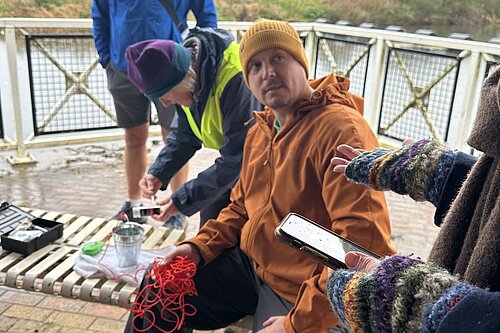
left=0, top=18, right=499, bottom=164
left=26, top=34, right=116, bottom=136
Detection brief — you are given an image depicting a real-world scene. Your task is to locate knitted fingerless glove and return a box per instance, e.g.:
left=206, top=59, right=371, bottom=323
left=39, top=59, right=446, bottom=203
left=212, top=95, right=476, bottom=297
left=344, top=139, right=458, bottom=205
left=326, top=255, right=479, bottom=333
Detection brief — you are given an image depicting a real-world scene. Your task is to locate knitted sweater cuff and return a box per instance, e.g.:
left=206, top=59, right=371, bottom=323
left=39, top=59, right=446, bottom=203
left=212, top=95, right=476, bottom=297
left=326, top=255, right=477, bottom=333
left=344, top=139, right=456, bottom=205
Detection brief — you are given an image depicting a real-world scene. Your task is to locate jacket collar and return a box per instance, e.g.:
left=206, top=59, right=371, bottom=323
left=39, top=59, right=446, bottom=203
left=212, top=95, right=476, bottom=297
left=253, top=74, right=363, bottom=136
left=184, top=27, right=234, bottom=117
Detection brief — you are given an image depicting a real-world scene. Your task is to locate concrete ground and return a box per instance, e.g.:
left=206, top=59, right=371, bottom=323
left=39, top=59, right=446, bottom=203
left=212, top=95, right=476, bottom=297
left=0, top=138, right=438, bottom=332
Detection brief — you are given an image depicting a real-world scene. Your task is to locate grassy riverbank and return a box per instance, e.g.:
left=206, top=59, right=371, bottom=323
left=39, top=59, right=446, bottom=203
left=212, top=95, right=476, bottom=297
left=1, top=0, right=498, bottom=33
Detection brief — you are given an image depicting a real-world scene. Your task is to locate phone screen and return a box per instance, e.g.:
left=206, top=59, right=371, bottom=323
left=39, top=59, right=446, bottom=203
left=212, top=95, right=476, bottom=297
left=279, top=213, right=379, bottom=266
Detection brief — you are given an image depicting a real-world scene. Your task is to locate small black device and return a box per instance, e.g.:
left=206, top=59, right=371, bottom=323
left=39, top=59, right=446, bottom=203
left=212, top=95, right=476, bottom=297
left=275, top=212, right=380, bottom=269
left=131, top=206, right=161, bottom=219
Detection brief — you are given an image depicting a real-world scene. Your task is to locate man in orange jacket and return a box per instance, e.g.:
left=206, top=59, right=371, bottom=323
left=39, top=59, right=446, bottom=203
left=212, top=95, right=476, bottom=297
left=125, top=19, right=396, bottom=333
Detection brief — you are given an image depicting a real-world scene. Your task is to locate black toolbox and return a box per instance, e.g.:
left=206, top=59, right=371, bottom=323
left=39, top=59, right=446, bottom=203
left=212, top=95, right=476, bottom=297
left=0, top=202, right=63, bottom=255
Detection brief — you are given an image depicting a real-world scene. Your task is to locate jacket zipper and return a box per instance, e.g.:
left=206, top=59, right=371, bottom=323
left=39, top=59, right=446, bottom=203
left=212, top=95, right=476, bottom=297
left=245, top=135, right=275, bottom=253
left=263, top=140, right=272, bottom=166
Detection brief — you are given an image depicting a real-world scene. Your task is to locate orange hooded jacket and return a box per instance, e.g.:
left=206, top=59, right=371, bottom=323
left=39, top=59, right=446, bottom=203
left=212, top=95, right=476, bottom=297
left=184, top=74, right=396, bottom=332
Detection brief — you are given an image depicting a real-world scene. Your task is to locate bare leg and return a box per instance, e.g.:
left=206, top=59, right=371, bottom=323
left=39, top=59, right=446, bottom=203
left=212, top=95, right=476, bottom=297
left=171, top=163, right=190, bottom=192
left=125, top=123, right=149, bottom=200
left=161, top=127, right=189, bottom=192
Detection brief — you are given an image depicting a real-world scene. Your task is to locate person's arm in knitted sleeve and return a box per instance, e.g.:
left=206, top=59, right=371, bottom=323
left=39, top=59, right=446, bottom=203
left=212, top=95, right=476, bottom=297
left=432, top=151, right=476, bottom=226
left=331, top=139, right=477, bottom=226
left=284, top=107, right=396, bottom=333
left=326, top=252, right=500, bottom=333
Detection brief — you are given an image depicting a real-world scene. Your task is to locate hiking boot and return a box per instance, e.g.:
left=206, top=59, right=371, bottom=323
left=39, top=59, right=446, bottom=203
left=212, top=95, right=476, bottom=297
left=163, top=213, right=186, bottom=230
left=113, top=201, right=147, bottom=224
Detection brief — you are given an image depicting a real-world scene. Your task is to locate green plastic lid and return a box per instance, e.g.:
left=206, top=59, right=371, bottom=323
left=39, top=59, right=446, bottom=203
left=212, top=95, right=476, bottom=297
left=82, top=241, right=104, bottom=256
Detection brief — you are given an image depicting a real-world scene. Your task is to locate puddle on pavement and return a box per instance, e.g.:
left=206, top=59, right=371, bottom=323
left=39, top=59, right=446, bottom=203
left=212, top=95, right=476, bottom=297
left=0, top=141, right=166, bottom=180
left=0, top=143, right=125, bottom=177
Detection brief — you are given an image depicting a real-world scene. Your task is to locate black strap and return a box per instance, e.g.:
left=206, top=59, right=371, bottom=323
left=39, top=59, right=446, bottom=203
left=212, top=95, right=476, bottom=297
left=157, top=0, right=188, bottom=37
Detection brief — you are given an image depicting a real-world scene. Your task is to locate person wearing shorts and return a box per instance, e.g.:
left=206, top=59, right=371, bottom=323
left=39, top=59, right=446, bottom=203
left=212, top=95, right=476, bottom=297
left=91, top=0, right=217, bottom=225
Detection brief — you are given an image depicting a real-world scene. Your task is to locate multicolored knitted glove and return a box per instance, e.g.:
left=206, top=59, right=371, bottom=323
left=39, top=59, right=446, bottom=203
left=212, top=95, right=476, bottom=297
left=326, top=255, right=479, bottom=333
left=344, top=139, right=458, bottom=205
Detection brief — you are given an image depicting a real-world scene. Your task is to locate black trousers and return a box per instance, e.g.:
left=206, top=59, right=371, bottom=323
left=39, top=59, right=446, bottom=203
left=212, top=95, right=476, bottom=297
left=124, top=247, right=294, bottom=333
left=199, top=189, right=232, bottom=227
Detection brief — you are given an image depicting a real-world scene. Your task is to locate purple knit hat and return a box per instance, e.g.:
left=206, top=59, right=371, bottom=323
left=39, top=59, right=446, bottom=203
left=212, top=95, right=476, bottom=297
left=125, top=39, right=191, bottom=100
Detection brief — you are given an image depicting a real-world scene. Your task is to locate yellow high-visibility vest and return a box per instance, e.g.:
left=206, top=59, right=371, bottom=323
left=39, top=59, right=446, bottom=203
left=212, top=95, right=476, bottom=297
left=181, top=42, right=242, bottom=149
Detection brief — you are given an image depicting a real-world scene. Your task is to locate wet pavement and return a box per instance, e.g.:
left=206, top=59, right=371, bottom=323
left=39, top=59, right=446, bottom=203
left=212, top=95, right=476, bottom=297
left=0, top=138, right=439, bottom=332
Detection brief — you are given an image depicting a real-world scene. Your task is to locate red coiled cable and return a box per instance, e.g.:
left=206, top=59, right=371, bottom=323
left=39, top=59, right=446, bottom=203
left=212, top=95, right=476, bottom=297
left=128, top=256, right=198, bottom=332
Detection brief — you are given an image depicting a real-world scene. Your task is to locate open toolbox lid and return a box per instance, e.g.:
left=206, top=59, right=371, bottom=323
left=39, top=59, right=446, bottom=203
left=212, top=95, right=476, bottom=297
left=0, top=201, right=37, bottom=236
left=0, top=202, right=63, bottom=255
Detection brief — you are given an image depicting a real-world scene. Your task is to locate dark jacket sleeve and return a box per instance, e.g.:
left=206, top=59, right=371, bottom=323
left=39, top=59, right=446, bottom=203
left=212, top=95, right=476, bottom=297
left=91, top=0, right=110, bottom=68
left=342, top=139, right=478, bottom=227
left=433, top=152, right=477, bottom=226
left=171, top=73, right=259, bottom=216
left=436, top=289, right=500, bottom=333
left=190, top=0, right=218, bottom=28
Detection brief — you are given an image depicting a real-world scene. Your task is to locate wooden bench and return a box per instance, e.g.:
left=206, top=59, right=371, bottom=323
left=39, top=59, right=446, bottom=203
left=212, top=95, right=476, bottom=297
left=0, top=207, right=184, bottom=308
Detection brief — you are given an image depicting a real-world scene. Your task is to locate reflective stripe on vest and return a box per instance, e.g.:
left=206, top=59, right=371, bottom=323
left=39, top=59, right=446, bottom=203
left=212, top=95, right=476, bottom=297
left=181, top=42, right=242, bottom=149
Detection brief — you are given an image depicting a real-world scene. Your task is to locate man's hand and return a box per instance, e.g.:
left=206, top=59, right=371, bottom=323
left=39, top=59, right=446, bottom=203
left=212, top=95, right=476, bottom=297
left=153, top=196, right=180, bottom=221
left=330, top=144, right=365, bottom=173
left=139, top=174, right=163, bottom=198
left=327, top=251, right=381, bottom=277
left=161, top=244, right=201, bottom=266
left=258, top=316, right=286, bottom=333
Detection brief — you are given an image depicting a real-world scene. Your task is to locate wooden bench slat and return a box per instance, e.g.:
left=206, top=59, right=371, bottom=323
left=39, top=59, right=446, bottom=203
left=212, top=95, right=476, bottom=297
left=118, top=285, right=137, bottom=308
left=89, top=220, right=117, bottom=243
left=41, top=211, right=62, bottom=221
left=60, top=216, right=92, bottom=243
left=5, top=244, right=57, bottom=287
left=160, top=229, right=185, bottom=248
left=80, top=277, right=103, bottom=302
left=42, top=250, right=80, bottom=294
left=29, top=209, right=47, bottom=218
left=61, top=271, right=83, bottom=298
left=55, top=213, right=77, bottom=225
left=142, top=227, right=169, bottom=249
left=98, top=279, right=120, bottom=304
left=67, top=217, right=107, bottom=246
left=0, top=252, right=23, bottom=271
left=23, top=246, right=74, bottom=290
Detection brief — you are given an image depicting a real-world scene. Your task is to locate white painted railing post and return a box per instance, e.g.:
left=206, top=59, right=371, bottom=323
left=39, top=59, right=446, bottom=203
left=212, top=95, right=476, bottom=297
left=365, top=38, right=387, bottom=133
left=5, top=25, right=36, bottom=164
left=455, top=51, right=482, bottom=151
left=303, top=29, right=317, bottom=79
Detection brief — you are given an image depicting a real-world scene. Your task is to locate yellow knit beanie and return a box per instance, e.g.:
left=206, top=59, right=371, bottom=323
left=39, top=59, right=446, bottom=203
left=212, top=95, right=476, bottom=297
left=239, top=19, right=309, bottom=84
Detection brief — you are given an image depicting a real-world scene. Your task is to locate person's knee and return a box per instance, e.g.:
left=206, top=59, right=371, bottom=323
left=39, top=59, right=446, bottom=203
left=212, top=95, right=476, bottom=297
left=125, top=124, right=149, bottom=149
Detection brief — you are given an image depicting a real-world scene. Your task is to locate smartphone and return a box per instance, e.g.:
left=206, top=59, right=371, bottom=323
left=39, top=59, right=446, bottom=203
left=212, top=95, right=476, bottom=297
left=275, top=213, right=381, bottom=269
